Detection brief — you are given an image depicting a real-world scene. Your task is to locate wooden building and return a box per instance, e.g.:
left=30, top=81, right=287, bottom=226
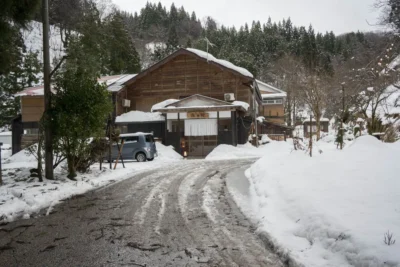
left=13, top=48, right=290, bottom=157
left=303, top=118, right=330, bottom=138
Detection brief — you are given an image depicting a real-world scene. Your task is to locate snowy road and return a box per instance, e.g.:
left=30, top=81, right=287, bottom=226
left=0, top=159, right=285, bottom=267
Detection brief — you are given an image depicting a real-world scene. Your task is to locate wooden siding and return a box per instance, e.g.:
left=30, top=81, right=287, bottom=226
left=21, top=96, right=44, bottom=122
left=117, top=54, right=252, bottom=115
left=260, top=104, right=285, bottom=124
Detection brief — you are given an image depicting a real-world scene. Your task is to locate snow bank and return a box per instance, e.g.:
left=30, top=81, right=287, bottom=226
left=3, top=147, right=37, bottom=169
left=151, top=99, right=179, bottom=112
left=1, top=147, right=12, bottom=162
left=156, top=142, right=183, bottom=160
left=116, top=111, right=164, bottom=123
left=245, top=136, right=400, bottom=266
left=206, top=141, right=291, bottom=160
left=186, top=48, right=253, bottom=78
left=0, top=144, right=182, bottom=224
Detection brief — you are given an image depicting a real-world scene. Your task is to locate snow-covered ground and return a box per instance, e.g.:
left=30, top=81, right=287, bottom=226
left=0, top=143, right=182, bottom=224
left=205, top=141, right=291, bottom=160
left=228, top=136, right=400, bottom=266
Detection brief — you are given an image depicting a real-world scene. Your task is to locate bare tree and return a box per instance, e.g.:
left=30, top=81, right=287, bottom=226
left=298, top=72, right=330, bottom=140
left=269, top=54, right=304, bottom=126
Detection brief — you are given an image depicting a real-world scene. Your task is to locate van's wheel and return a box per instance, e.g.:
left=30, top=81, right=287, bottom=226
left=136, top=152, right=147, bottom=162
left=147, top=158, right=154, bottom=161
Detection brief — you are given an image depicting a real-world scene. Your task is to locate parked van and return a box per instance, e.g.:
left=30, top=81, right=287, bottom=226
left=108, top=132, right=157, bottom=162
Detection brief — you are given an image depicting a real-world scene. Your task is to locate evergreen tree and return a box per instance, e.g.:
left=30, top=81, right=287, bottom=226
left=0, top=0, right=40, bottom=75
left=0, top=51, right=41, bottom=128
left=52, top=67, right=112, bottom=179
left=103, top=13, right=141, bottom=74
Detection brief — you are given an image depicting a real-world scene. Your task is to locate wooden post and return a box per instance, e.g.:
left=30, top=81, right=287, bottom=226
left=0, top=142, right=3, bottom=185
left=164, top=113, right=168, bottom=145
left=108, top=119, right=112, bottom=170
left=340, top=84, right=345, bottom=150
left=217, top=111, right=220, bottom=144
left=113, top=139, right=125, bottom=170
left=42, top=0, right=54, bottom=180
left=231, top=111, right=235, bottom=146
left=309, top=114, right=312, bottom=157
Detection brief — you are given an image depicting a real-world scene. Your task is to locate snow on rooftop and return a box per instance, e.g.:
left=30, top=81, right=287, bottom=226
left=151, top=99, right=179, bottom=112
left=232, top=101, right=250, bottom=111
left=303, top=117, right=330, bottom=123
left=0, top=131, right=11, bottom=136
left=14, top=85, right=45, bottom=96
left=257, top=116, right=265, bottom=123
left=262, top=93, right=286, bottom=99
left=16, top=74, right=135, bottom=96
left=256, top=80, right=285, bottom=94
left=105, top=74, right=137, bottom=92
left=115, top=111, right=164, bottom=123
left=185, top=48, right=253, bottom=78
left=356, top=118, right=365, bottom=123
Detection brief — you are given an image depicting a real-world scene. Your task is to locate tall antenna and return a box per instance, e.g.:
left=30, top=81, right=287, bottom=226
left=203, top=37, right=215, bottom=62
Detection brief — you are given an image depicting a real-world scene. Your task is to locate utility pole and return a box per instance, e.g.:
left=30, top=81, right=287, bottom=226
left=340, top=84, right=345, bottom=150
left=309, top=114, right=312, bottom=157
left=0, top=142, right=3, bottom=185
left=253, top=81, right=258, bottom=147
left=42, top=0, right=54, bottom=180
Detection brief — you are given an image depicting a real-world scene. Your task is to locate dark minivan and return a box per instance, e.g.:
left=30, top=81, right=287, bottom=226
left=108, top=132, right=157, bottom=162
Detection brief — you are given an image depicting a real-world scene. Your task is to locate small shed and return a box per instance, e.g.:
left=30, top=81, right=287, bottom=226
left=303, top=118, right=330, bottom=138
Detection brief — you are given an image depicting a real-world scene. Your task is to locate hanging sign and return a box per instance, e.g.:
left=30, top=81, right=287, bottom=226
left=187, top=111, right=209, bottom=119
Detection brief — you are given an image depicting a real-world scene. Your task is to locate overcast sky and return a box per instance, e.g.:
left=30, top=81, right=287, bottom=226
left=112, top=0, right=383, bottom=34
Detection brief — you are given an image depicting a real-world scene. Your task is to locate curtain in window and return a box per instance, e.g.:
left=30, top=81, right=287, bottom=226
left=184, top=119, right=217, bottom=136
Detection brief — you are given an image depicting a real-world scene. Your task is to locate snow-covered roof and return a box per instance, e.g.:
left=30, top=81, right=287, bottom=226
left=115, top=111, right=164, bottom=123
left=0, top=131, right=12, bottom=136
left=15, top=85, right=46, bottom=96
left=257, top=116, right=265, bottom=123
left=256, top=80, right=285, bottom=94
left=15, top=74, right=136, bottom=96
left=262, top=93, right=286, bottom=99
left=185, top=48, right=253, bottom=78
left=154, top=94, right=249, bottom=113
left=151, top=99, right=179, bottom=112
left=104, top=74, right=137, bottom=92
left=303, top=118, right=330, bottom=123
left=232, top=101, right=249, bottom=111
left=356, top=118, right=365, bottom=123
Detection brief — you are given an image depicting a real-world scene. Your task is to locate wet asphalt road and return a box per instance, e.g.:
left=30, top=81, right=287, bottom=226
left=0, top=159, right=285, bottom=267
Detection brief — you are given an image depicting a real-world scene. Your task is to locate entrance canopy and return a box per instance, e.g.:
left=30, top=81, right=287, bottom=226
left=152, top=94, right=248, bottom=113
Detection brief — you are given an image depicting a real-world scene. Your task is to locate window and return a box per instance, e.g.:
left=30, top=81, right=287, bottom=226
left=124, top=136, right=139, bottom=143
left=119, top=125, right=128, bottom=134
left=307, top=125, right=317, bottom=132
left=263, top=99, right=283, bottom=104
left=25, top=128, right=39, bottom=135
left=145, top=135, right=154, bottom=143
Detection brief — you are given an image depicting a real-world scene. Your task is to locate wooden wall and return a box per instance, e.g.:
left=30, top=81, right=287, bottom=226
left=118, top=54, right=253, bottom=114
left=21, top=96, right=44, bottom=122
left=261, top=104, right=284, bottom=117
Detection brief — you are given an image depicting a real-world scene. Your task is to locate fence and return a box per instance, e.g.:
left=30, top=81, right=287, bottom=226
left=267, top=134, right=286, bottom=141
